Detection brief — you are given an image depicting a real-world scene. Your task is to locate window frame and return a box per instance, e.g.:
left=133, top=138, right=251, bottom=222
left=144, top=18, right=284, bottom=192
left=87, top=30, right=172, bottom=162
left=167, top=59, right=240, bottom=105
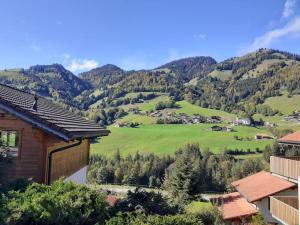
left=0, top=128, right=22, bottom=160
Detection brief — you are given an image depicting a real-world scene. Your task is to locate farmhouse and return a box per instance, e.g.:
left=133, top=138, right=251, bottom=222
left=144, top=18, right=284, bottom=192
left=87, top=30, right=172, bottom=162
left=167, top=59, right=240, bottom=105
left=0, top=83, right=109, bottom=185
left=235, top=117, right=251, bottom=126
left=255, top=133, right=274, bottom=140
left=210, top=125, right=223, bottom=131
left=217, top=130, right=300, bottom=224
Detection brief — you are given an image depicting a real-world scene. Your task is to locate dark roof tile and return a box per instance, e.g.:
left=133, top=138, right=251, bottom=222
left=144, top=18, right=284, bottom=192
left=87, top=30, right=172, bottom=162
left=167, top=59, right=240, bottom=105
left=0, top=83, right=109, bottom=140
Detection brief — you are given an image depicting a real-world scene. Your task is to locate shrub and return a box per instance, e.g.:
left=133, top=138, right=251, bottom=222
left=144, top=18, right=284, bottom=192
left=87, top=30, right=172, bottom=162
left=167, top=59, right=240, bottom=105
left=105, top=212, right=203, bottom=225
left=1, top=180, right=108, bottom=225
left=114, top=188, right=178, bottom=215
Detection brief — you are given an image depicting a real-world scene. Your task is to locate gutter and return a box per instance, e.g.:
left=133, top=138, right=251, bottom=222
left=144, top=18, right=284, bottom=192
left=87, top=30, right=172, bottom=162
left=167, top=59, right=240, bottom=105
left=47, top=138, right=83, bottom=185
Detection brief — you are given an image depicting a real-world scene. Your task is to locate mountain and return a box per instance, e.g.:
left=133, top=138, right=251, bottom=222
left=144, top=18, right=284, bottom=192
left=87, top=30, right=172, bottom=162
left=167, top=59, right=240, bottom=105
left=1, top=49, right=300, bottom=115
left=156, top=56, right=217, bottom=81
left=186, top=48, right=300, bottom=112
left=0, top=64, right=91, bottom=104
left=79, top=64, right=126, bottom=88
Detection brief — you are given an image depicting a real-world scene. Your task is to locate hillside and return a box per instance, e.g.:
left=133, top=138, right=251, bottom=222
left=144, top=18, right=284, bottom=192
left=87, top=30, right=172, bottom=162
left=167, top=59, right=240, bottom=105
left=1, top=48, right=300, bottom=119
left=79, top=64, right=127, bottom=88
left=0, top=64, right=91, bottom=106
left=156, top=56, right=217, bottom=81
left=186, top=48, right=300, bottom=113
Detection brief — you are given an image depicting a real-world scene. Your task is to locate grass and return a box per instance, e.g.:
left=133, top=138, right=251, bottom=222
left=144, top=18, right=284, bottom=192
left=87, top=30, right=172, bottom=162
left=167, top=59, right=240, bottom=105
left=176, top=101, right=235, bottom=120
left=234, top=153, right=263, bottom=159
left=185, top=201, right=213, bottom=214
left=91, top=124, right=273, bottom=156
left=264, top=92, right=300, bottom=115
left=253, top=113, right=300, bottom=131
left=118, top=113, right=156, bottom=125
left=139, top=95, right=170, bottom=111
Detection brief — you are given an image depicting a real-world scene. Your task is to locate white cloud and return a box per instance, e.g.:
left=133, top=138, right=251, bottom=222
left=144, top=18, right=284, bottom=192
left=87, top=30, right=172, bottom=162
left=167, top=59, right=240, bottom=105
left=283, top=0, right=297, bottom=18
left=241, top=17, right=300, bottom=53
left=66, top=58, right=99, bottom=72
left=193, top=33, right=206, bottom=40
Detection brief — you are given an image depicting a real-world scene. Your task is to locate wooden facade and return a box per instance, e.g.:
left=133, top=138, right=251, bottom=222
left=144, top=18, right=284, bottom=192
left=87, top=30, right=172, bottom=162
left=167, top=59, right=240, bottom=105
left=270, top=196, right=299, bottom=225
left=0, top=111, right=90, bottom=184
left=270, top=156, right=300, bottom=181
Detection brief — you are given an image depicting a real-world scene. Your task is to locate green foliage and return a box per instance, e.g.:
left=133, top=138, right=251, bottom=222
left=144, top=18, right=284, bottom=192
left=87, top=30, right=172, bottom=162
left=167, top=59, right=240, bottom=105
left=155, top=100, right=176, bottom=110
left=88, top=153, right=173, bottom=187
left=105, top=212, right=203, bottom=225
left=114, top=188, right=178, bottom=215
left=251, top=213, right=267, bottom=225
left=1, top=180, right=108, bottom=225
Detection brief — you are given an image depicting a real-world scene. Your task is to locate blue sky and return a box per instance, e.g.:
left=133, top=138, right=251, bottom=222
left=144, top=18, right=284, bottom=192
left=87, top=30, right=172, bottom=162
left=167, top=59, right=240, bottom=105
left=0, top=0, right=300, bottom=73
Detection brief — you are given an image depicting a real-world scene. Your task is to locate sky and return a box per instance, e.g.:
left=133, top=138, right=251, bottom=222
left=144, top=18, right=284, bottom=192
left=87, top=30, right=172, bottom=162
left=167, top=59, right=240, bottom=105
left=0, top=0, right=300, bottom=73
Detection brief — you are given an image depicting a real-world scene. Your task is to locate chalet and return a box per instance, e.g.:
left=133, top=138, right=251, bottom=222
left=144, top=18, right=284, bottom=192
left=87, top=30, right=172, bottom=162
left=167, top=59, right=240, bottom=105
left=235, top=117, right=251, bottom=126
left=217, top=130, right=300, bottom=225
left=0, top=83, right=109, bottom=185
left=210, top=125, right=223, bottom=131
left=255, top=133, right=274, bottom=140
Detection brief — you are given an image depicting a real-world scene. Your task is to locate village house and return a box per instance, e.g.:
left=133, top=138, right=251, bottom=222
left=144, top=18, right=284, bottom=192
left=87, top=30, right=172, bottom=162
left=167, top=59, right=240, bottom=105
left=255, top=133, right=274, bottom=140
left=0, top=83, right=109, bottom=185
left=235, top=117, right=251, bottom=126
left=216, top=130, right=300, bottom=225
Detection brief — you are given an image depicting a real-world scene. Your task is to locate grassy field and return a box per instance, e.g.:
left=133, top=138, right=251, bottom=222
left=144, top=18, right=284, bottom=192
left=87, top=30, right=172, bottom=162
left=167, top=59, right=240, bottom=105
left=264, top=92, right=300, bottom=115
left=185, top=201, right=212, bottom=214
left=176, top=101, right=235, bottom=120
left=117, top=113, right=156, bottom=125
left=92, top=124, right=273, bottom=156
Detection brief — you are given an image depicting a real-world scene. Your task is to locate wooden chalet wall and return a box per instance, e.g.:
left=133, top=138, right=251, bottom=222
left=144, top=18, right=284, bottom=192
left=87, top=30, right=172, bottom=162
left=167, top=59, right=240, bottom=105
left=0, top=110, right=90, bottom=184
left=0, top=110, right=46, bottom=183
left=45, top=138, right=90, bottom=184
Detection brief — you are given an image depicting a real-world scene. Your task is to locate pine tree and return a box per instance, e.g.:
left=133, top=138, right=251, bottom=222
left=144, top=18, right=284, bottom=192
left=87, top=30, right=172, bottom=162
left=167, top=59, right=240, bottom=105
left=163, top=151, right=196, bottom=205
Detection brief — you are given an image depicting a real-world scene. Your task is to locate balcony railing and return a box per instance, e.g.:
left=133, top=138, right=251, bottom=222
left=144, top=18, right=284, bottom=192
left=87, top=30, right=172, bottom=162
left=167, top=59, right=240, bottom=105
left=270, top=156, right=300, bottom=181
left=270, top=196, right=299, bottom=225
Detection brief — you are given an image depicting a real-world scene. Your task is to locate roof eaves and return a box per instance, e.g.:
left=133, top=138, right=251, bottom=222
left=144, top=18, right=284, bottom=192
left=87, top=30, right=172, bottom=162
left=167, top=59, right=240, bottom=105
left=0, top=100, right=71, bottom=141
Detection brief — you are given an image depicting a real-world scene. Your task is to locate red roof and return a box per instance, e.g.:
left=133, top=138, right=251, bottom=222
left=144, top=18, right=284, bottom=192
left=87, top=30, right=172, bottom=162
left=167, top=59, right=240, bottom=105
left=278, top=130, right=300, bottom=144
left=232, top=171, right=296, bottom=203
left=216, top=192, right=257, bottom=220
left=106, top=195, right=120, bottom=207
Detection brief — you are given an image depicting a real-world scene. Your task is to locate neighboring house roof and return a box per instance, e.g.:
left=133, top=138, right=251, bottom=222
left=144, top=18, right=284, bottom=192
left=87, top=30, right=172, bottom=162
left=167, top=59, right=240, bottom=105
left=231, top=171, right=296, bottom=203
left=278, top=130, right=300, bottom=145
left=215, top=192, right=257, bottom=220
left=106, top=195, right=120, bottom=207
left=0, top=83, right=109, bottom=141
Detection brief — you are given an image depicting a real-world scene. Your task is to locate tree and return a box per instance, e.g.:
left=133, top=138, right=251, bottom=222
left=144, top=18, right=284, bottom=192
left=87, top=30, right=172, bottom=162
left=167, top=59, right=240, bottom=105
left=163, top=151, right=197, bottom=205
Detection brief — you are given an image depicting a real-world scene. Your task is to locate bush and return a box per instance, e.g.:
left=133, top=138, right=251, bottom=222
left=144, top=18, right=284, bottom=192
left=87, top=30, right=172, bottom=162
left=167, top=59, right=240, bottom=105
left=194, top=207, right=225, bottom=225
left=1, top=180, right=108, bottom=225
left=114, top=188, right=178, bottom=215
left=105, top=212, right=203, bottom=225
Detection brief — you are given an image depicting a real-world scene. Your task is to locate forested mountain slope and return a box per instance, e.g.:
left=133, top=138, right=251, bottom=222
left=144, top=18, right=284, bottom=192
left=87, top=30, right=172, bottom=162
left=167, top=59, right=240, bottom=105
left=1, top=48, right=300, bottom=116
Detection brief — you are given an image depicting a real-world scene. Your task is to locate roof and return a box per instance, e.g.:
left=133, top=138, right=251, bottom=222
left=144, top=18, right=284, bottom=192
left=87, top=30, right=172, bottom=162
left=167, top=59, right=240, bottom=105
left=0, top=83, right=109, bottom=141
left=106, top=195, right=120, bottom=207
left=231, top=171, right=296, bottom=203
left=215, top=192, right=257, bottom=220
left=278, top=130, right=300, bottom=145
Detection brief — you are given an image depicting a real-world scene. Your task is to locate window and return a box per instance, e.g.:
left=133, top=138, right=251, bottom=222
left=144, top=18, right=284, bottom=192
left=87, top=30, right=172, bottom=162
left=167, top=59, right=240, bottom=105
left=0, top=130, right=20, bottom=157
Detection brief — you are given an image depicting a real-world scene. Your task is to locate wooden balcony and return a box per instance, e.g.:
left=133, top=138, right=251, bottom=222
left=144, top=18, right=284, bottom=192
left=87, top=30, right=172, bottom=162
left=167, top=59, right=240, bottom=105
left=270, top=196, right=299, bottom=225
left=270, top=156, right=300, bottom=181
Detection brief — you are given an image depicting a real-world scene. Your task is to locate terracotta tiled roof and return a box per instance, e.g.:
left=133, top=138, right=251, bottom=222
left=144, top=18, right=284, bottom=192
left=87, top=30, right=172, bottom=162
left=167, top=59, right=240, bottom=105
left=278, top=130, right=300, bottom=144
left=232, top=171, right=296, bottom=203
left=106, top=195, right=120, bottom=207
left=0, top=83, right=109, bottom=141
left=216, top=192, right=257, bottom=220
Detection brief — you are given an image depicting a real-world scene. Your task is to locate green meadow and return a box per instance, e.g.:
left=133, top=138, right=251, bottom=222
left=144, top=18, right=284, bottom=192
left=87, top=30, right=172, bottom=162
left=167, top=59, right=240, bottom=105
left=91, top=123, right=272, bottom=156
